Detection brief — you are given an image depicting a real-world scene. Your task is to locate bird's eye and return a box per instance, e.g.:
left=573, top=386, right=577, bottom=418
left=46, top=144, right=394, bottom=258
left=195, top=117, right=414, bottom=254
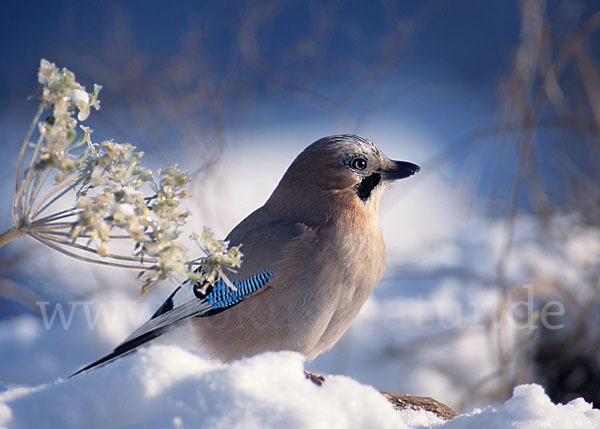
left=350, top=157, right=368, bottom=170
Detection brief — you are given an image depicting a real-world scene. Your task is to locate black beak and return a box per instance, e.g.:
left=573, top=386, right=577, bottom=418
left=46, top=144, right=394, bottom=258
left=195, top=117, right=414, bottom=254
left=379, top=160, right=420, bottom=181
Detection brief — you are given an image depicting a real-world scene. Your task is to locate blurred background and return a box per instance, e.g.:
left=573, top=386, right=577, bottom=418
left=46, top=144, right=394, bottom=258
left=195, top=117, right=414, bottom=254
left=1, top=0, right=599, bottom=412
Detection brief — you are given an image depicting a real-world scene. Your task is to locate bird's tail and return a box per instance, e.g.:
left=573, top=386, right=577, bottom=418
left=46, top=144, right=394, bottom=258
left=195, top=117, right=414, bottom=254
left=69, top=327, right=167, bottom=378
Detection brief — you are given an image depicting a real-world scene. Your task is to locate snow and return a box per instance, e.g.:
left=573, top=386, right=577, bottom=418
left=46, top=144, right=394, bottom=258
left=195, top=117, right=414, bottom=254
left=443, top=385, right=600, bottom=429
left=0, top=347, right=434, bottom=429
left=0, top=346, right=598, bottom=429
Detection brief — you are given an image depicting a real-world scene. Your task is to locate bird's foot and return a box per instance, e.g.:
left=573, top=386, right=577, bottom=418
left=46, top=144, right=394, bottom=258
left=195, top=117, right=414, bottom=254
left=303, top=369, right=325, bottom=386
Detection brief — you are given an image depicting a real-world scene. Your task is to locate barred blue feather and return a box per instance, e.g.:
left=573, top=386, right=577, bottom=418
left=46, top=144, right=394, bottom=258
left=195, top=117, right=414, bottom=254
left=204, top=269, right=274, bottom=309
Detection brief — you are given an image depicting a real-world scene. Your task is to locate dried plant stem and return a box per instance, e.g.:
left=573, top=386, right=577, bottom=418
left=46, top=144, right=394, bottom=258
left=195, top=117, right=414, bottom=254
left=31, top=208, right=81, bottom=225
left=15, top=105, right=43, bottom=191
left=30, top=233, right=147, bottom=269
left=29, top=173, right=81, bottom=219
left=0, top=227, right=24, bottom=248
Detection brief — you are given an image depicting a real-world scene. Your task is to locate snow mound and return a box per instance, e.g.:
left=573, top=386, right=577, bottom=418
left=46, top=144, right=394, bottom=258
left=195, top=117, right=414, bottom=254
left=0, top=347, right=437, bottom=429
left=444, top=384, right=600, bottom=429
left=1, top=346, right=598, bottom=429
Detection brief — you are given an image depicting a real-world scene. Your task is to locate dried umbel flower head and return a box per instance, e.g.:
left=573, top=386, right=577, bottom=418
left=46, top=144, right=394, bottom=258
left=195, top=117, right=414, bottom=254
left=189, top=228, right=243, bottom=294
left=2, top=59, right=242, bottom=293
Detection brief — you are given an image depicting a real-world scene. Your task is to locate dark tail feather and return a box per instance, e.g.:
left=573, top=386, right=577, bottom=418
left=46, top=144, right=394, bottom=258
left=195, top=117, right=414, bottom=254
left=69, top=328, right=166, bottom=378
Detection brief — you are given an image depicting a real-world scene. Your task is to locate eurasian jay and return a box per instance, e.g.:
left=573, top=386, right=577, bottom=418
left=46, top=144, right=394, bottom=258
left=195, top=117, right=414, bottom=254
left=73, top=134, right=419, bottom=376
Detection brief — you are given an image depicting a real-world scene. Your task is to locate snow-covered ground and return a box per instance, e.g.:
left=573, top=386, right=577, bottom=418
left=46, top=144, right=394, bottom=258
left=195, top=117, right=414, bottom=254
left=0, top=347, right=598, bottom=428
left=1, top=134, right=598, bottom=427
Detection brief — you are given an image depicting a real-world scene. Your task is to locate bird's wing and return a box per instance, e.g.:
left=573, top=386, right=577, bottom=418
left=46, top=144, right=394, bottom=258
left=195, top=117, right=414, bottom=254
left=70, top=269, right=274, bottom=377
left=224, top=209, right=310, bottom=279
left=70, top=213, right=308, bottom=377
left=122, top=268, right=274, bottom=344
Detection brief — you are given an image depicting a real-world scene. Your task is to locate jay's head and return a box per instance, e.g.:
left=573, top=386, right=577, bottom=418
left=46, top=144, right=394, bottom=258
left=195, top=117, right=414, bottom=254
left=267, top=135, right=419, bottom=223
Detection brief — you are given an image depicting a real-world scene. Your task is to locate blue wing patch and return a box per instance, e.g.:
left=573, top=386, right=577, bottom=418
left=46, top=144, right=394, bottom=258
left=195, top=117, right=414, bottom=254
left=194, top=269, right=274, bottom=310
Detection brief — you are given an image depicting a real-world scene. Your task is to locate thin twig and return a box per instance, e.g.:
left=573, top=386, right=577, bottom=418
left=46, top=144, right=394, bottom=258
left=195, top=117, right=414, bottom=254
left=30, top=173, right=82, bottom=219
left=17, top=133, right=45, bottom=219
left=26, top=167, right=51, bottom=212
left=35, top=229, right=132, bottom=240
left=32, top=232, right=150, bottom=263
left=30, top=233, right=147, bottom=269
left=31, top=208, right=81, bottom=225
left=15, top=105, right=44, bottom=192
left=0, top=227, right=24, bottom=248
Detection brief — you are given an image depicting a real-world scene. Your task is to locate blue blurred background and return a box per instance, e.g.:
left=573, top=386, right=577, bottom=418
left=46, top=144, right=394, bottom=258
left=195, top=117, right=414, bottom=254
left=2, top=1, right=599, bottom=211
